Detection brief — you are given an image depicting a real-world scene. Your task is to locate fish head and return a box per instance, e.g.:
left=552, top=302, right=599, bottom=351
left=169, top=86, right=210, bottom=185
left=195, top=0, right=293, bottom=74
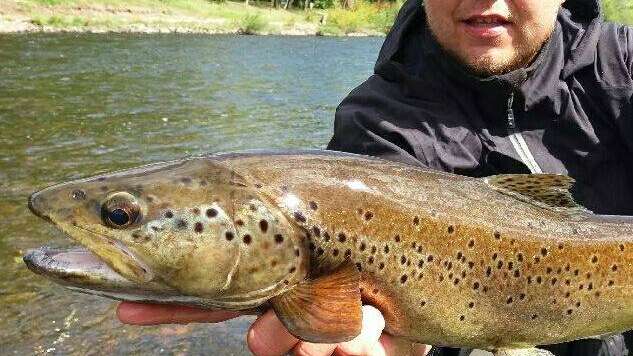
left=27, top=158, right=306, bottom=306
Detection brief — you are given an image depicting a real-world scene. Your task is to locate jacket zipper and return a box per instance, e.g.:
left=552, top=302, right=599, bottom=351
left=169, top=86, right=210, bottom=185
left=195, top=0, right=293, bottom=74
left=506, top=92, right=543, bottom=174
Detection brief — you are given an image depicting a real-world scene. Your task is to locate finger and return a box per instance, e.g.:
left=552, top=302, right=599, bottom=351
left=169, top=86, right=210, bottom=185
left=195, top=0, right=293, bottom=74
left=336, top=305, right=386, bottom=356
left=336, top=305, right=385, bottom=356
left=293, top=342, right=337, bottom=356
left=247, top=309, right=299, bottom=356
left=117, top=302, right=240, bottom=325
left=378, top=334, right=430, bottom=356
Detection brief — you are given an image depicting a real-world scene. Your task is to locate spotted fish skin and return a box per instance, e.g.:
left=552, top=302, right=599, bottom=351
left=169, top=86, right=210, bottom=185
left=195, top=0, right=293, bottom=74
left=219, top=151, right=633, bottom=349
left=26, top=150, right=633, bottom=350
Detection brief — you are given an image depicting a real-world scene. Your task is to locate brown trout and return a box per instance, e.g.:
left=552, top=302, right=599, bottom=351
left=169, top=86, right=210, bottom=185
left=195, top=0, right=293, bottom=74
left=24, top=150, right=633, bottom=355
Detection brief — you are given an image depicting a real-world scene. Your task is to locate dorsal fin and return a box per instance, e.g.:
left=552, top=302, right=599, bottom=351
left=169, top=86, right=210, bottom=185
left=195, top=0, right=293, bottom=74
left=484, top=174, right=592, bottom=215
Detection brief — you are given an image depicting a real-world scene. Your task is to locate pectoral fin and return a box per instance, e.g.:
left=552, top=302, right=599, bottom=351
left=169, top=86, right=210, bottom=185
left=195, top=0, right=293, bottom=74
left=270, top=263, right=362, bottom=343
left=493, top=348, right=555, bottom=356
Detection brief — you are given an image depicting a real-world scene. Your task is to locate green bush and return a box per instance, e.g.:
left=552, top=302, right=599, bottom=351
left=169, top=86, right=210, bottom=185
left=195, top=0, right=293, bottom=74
left=313, top=0, right=334, bottom=10
left=602, top=0, right=633, bottom=24
left=237, top=14, right=266, bottom=34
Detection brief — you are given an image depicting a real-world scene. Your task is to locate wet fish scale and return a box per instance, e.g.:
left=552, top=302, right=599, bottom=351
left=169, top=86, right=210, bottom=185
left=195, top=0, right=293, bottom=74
left=226, top=153, right=633, bottom=349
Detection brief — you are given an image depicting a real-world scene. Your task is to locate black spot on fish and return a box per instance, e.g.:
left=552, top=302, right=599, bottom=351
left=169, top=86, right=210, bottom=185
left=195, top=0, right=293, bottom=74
left=71, top=189, right=86, bottom=201
left=235, top=219, right=244, bottom=226
left=338, top=233, right=346, bottom=243
left=517, top=253, right=523, bottom=262
left=418, top=260, right=424, bottom=268
left=371, top=246, right=377, bottom=254
left=567, top=309, right=573, bottom=315
left=259, top=220, right=268, bottom=233
left=546, top=267, right=552, bottom=274
left=541, top=247, right=548, bottom=257
left=591, top=255, right=598, bottom=263
left=378, top=262, right=385, bottom=270
left=448, top=225, right=455, bottom=234
left=200, top=180, right=208, bottom=186
left=506, top=297, right=513, bottom=304
left=420, top=301, right=426, bottom=307
left=534, top=257, right=541, bottom=263
left=497, top=260, right=503, bottom=269
left=453, top=278, right=460, bottom=285
left=206, top=208, right=218, bottom=218
left=355, top=263, right=362, bottom=272
left=612, top=264, right=618, bottom=272
left=274, top=234, right=284, bottom=244
left=294, top=248, right=300, bottom=257
left=532, top=314, right=538, bottom=320
left=243, top=234, right=252, bottom=245
left=468, top=302, right=474, bottom=308
left=394, top=235, right=401, bottom=243
left=401, top=255, right=407, bottom=265
left=384, top=245, right=390, bottom=254
left=551, top=278, right=558, bottom=285
left=427, top=255, right=434, bottom=262
left=368, top=256, right=374, bottom=264
left=400, top=274, right=408, bottom=284
left=316, top=247, right=324, bottom=256
left=468, top=239, right=475, bottom=248
left=574, top=269, right=579, bottom=276
left=176, top=219, right=187, bottom=229
left=519, top=293, right=525, bottom=300
left=575, top=301, right=581, bottom=308
left=486, top=267, right=492, bottom=277
left=309, top=201, right=318, bottom=210
left=619, top=244, right=625, bottom=252
left=558, top=243, right=564, bottom=250
left=514, top=270, right=521, bottom=278
left=294, top=211, right=306, bottom=223
left=413, top=216, right=420, bottom=225
left=332, top=249, right=339, bottom=256
left=194, top=222, right=203, bottom=233
left=468, top=261, right=475, bottom=269
left=181, top=177, right=192, bottom=184
left=494, top=231, right=501, bottom=240
left=364, top=211, right=374, bottom=221
left=417, top=246, right=423, bottom=253
left=323, top=232, right=330, bottom=242
left=225, top=231, right=234, bottom=241
left=507, top=261, right=514, bottom=270
left=492, top=253, right=498, bottom=260
left=608, top=280, right=615, bottom=286
left=312, top=226, right=321, bottom=237
left=309, top=242, right=316, bottom=251
left=359, top=242, right=366, bottom=251
left=456, top=251, right=463, bottom=260
left=459, top=315, right=465, bottom=321
left=536, top=276, right=542, bottom=284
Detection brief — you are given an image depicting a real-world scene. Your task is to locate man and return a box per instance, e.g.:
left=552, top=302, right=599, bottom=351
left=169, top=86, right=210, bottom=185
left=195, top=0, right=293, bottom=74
left=119, top=0, right=633, bottom=355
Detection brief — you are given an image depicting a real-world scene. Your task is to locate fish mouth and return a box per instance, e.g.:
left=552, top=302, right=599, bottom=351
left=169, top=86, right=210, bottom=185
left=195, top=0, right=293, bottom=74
left=23, top=246, right=212, bottom=306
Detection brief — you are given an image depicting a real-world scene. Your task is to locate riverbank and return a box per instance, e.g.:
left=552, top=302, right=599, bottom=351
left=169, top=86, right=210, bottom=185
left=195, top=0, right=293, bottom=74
left=0, top=0, right=401, bottom=36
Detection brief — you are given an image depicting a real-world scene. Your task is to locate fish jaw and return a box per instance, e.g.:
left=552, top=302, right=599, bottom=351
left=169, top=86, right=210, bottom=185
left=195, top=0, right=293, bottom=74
left=22, top=246, right=232, bottom=308
left=28, top=190, right=154, bottom=284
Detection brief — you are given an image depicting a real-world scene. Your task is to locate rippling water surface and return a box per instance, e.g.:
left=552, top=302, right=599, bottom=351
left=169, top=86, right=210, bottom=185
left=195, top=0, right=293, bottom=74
left=0, top=33, right=382, bottom=354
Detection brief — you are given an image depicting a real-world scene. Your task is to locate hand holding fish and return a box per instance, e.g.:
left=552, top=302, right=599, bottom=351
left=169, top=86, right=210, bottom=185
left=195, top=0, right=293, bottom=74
left=117, top=301, right=429, bottom=356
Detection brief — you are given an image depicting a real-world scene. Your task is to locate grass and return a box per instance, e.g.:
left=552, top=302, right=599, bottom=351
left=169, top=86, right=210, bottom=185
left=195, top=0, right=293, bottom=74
left=5, top=0, right=632, bottom=35
left=6, top=0, right=402, bottom=35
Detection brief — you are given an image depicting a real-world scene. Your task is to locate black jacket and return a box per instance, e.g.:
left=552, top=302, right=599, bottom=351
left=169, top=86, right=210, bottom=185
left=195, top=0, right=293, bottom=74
left=327, top=0, right=633, bottom=354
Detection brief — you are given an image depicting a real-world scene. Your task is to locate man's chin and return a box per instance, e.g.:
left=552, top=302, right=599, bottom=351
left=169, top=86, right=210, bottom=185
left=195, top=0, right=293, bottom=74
left=459, top=51, right=525, bottom=77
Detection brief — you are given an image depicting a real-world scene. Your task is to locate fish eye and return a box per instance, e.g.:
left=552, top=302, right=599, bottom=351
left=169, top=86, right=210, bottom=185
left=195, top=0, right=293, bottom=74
left=101, top=192, right=141, bottom=229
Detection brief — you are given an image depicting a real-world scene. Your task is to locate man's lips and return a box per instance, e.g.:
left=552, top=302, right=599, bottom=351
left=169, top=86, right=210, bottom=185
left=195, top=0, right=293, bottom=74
left=461, top=15, right=511, bottom=39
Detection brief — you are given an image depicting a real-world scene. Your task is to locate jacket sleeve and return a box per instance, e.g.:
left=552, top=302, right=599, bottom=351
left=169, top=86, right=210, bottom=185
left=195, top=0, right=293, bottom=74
left=326, top=76, right=430, bottom=168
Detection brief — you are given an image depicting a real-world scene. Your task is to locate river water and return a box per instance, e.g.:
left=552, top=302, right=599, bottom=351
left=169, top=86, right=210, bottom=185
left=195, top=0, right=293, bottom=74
left=0, top=33, right=382, bottom=355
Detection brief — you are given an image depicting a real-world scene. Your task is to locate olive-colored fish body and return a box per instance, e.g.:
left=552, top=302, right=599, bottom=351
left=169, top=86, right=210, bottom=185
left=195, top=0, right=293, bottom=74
left=25, top=150, right=633, bottom=351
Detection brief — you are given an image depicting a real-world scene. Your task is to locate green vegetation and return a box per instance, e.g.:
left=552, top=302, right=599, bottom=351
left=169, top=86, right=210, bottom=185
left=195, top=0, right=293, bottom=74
left=3, top=0, right=402, bottom=35
left=602, top=0, right=633, bottom=25
left=1, top=0, right=631, bottom=35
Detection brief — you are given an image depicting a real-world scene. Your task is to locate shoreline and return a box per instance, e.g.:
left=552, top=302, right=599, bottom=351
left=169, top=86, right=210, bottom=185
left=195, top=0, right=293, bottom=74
left=0, top=1, right=393, bottom=36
